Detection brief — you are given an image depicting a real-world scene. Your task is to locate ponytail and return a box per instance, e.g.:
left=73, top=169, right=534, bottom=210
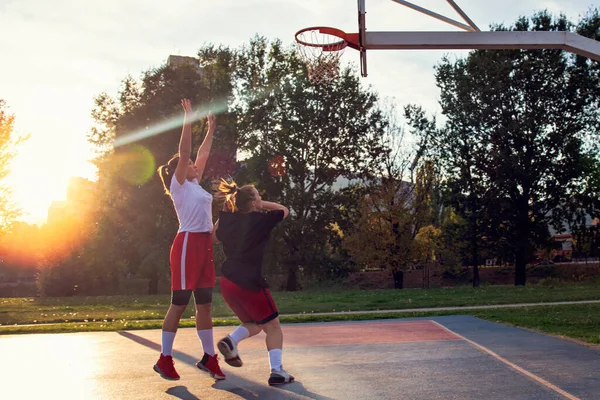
left=218, top=178, right=256, bottom=212
left=218, top=178, right=239, bottom=212
left=157, top=154, right=179, bottom=195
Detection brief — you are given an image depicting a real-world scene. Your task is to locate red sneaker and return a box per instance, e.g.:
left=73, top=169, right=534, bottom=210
left=154, top=354, right=180, bottom=380
left=196, top=353, right=226, bottom=380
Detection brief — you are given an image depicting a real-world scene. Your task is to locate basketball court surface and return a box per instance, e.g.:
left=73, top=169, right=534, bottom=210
left=3, top=6, right=600, bottom=396
left=2, top=315, right=600, bottom=399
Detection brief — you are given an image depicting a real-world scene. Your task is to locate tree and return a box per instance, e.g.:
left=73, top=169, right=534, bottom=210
left=336, top=100, right=443, bottom=288
left=342, top=162, right=442, bottom=285
left=234, top=36, right=388, bottom=290
left=559, top=8, right=600, bottom=241
left=407, top=10, right=600, bottom=286
left=0, top=100, right=22, bottom=232
left=404, top=103, right=488, bottom=287
left=88, top=46, right=238, bottom=294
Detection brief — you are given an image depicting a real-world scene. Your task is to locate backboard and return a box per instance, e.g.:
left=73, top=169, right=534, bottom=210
left=295, top=0, right=600, bottom=80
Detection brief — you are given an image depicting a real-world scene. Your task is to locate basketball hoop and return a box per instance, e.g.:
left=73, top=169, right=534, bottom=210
left=295, top=27, right=350, bottom=85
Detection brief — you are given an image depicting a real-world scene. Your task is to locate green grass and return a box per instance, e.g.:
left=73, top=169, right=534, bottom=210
left=2, top=284, right=600, bottom=346
left=271, top=284, right=600, bottom=314
left=2, top=284, right=600, bottom=327
left=2, top=304, right=599, bottom=348
left=474, top=303, right=600, bottom=345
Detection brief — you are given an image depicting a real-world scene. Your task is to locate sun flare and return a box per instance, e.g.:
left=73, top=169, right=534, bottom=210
left=6, top=133, right=97, bottom=225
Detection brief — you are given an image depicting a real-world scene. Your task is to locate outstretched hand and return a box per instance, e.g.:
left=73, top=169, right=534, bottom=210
left=181, top=98, right=192, bottom=112
left=181, top=99, right=198, bottom=121
left=207, top=112, right=216, bottom=135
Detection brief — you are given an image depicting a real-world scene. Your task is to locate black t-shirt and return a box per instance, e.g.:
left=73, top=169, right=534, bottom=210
left=216, top=209, right=284, bottom=291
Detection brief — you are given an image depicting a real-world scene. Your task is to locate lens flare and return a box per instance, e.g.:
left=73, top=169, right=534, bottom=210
left=115, top=145, right=156, bottom=186
left=113, top=100, right=229, bottom=148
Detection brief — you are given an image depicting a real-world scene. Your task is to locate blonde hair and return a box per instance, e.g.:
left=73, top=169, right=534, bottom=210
left=218, top=178, right=256, bottom=212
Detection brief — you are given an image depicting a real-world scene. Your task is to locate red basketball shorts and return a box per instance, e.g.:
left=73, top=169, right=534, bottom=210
left=170, top=232, right=215, bottom=290
left=220, top=276, right=279, bottom=325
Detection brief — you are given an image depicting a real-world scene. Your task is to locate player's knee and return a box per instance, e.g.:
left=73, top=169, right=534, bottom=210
left=171, top=290, right=193, bottom=306
left=193, top=287, right=213, bottom=305
left=246, top=324, right=262, bottom=336
left=168, top=304, right=188, bottom=317
left=261, top=317, right=281, bottom=333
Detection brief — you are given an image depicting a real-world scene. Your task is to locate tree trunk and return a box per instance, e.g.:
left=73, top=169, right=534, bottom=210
left=472, top=264, right=480, bottom=288
left=514, top=197, right=529, bottom=286
left=468, top=211, right=480, bottom=288
left=285, top=264, right=299, bottom=291
left=392, top=270, right=404, bottom=289
left=148, top=275, right=158, bottom=295
left=514, top=251, right=527, bottom=286
left=471, top=234, right=480, bottom=288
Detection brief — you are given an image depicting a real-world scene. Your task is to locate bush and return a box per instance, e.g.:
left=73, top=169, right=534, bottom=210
left=529, top=263, right=558, bottom=278
left=442, top=266, right=470, bottom=282
left=36, top=264, right=82, bottom=297
left=537, top=277, right=572, bottom=287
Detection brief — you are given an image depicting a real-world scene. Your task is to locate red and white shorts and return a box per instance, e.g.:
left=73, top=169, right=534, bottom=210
left=220, top=276, right=279, bottom=325
left=170, top=232, right=215, bottom=290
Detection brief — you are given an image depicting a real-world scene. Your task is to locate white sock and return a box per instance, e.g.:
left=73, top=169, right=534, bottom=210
left=268, top=349, right=283, bottom=371
left=161, top=331, right=176, bottom=356
left=229, top=325, right=250, bottom=344
left=197, top=329, right=216, bottom=356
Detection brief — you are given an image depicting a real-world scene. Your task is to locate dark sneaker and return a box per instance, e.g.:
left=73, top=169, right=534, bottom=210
left=196, top=353, right=226, bottom=380
left=268, top=368, right=295, bottom=386
left=217, top=336, right=243, bottom=367
left=154, top=354, right=180, bottom=380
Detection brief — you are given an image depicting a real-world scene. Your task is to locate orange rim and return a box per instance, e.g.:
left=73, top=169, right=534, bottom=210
left=295, top=27, right=348, bottom=51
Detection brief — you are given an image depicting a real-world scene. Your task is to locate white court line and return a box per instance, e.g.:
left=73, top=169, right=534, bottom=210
left=431, top=320, right=581, bottom=400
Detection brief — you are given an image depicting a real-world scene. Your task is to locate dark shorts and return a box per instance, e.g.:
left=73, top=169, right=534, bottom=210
left=171, top=288, right=213, bottom=306
left=220, top=276, right=279, bottom=325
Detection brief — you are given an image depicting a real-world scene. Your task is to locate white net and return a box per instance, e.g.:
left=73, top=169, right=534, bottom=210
left=295, top=29, right=347, bottom=85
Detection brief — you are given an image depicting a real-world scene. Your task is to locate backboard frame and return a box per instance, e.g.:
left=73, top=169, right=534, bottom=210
left=296, top=1, right=600, bottom=79
left=351, top=0, right=600, bottom=77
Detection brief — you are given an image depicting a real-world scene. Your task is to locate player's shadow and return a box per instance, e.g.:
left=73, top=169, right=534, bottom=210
left=212, top=378, right=335, bottom=400
left=275, top=381, right=336, bottom=400
left=166, top=385, right=199, bottom=400
left=118, top=331, right=334, bottom=400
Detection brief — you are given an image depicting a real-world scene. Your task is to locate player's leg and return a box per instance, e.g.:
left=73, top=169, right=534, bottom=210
left=154, top=290, right=192, bottom=380
left=218, top=322, right=262, bottom=367
left=155, top=232, right=192, bottom=380
left=217, top=276, right=262, bottom=367
left=260, top=317, right=293, bottom=385
left=194, top=287, right=215, bottom=354
left=194, top=287, right=226, bottom=380
left=193, top=234, right=225, bottom=379
left=255, top=289, right=294, bottom=386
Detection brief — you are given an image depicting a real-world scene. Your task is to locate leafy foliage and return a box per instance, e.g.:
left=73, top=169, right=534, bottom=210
left=0, top=100, right=22, bottom=232
left=233, top=37, right=389, bottom=290
left=406, top=10, right=600, bottom=285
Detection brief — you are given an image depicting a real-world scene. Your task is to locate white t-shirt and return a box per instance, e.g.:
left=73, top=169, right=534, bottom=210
left=169, top=177, right=213, bottom=233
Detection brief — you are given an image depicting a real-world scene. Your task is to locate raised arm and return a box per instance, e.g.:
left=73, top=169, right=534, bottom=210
left=261, top=201, right=290, bottom=219
left=174, top=99, right=194, bottom=185
left=194, top=112, right=216, bottom=180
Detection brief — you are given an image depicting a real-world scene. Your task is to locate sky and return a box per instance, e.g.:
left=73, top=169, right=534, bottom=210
left=0, top=0, right=596, bottom=224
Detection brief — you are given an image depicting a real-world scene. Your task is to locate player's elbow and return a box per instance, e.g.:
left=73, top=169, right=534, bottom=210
left=281, top=206, right=290, bottom=219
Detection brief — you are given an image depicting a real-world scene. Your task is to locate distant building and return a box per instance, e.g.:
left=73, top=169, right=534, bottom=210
left=47, top=200, right=69, bottom=225
left=47, top=177, right=96, bottom=224
left=167, top=55, right=204, bottom=75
